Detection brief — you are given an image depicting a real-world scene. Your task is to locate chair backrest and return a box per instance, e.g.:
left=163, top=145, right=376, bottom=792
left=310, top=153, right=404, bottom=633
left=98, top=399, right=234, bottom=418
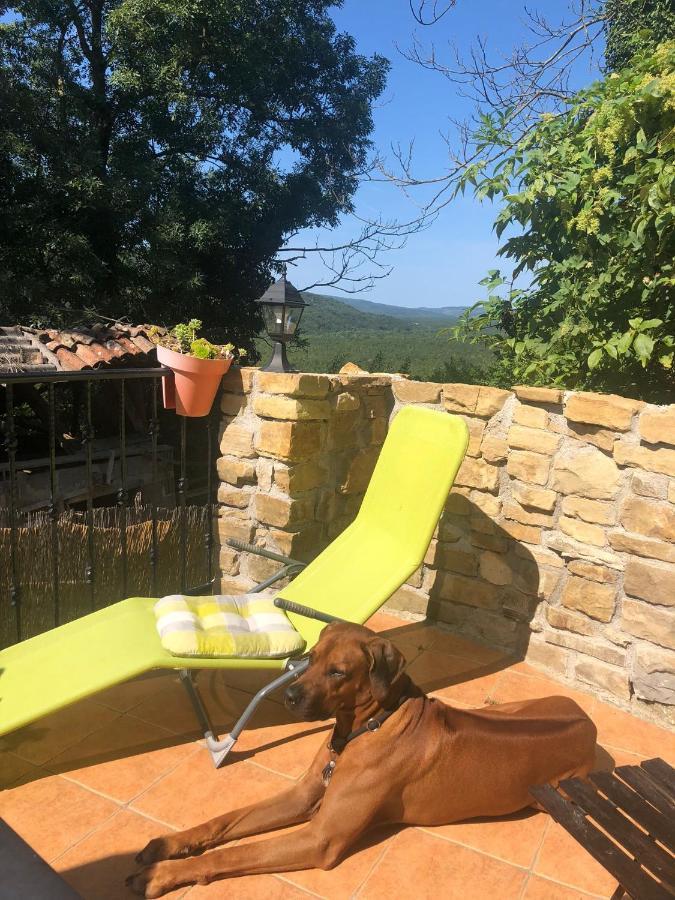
left=278, top=406, right=469, bottom=648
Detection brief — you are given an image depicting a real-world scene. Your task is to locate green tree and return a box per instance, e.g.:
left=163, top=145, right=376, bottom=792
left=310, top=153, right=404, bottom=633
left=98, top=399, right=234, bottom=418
left=451, top=42, right=675, bottom=402
left=605, top=0, right=675, bottom=71
left=0, top=1, right=387, bottom=342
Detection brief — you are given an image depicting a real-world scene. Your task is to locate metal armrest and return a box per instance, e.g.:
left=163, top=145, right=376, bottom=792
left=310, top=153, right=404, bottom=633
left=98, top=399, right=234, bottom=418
left=227, top=538, right=306, bottom=570
left=274, top=597, right=345, bottom=625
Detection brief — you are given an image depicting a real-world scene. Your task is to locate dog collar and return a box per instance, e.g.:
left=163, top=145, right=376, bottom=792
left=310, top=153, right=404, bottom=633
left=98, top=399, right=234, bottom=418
left=323, top=692, right=410, bottom=786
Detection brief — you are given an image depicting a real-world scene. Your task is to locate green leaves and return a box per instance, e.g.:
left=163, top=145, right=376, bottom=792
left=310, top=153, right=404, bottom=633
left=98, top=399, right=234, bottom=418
left=452, top=41, right=675, bottom=402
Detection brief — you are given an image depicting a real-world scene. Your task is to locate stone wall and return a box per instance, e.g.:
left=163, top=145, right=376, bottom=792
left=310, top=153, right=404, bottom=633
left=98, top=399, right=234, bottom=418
left=216, top=367, right=675, bottom=728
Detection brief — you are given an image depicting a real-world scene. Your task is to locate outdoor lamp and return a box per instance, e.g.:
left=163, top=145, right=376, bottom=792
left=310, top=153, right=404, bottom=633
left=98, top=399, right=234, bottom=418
left=255, top=270, right=307, bottom=372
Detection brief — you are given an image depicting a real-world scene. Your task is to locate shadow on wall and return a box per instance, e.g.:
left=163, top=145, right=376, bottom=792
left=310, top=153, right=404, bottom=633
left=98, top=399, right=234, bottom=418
left=393, top=497, right=542, bottom=663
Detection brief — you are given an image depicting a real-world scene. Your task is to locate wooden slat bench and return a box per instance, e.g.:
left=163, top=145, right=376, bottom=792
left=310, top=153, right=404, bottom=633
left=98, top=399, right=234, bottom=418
left=530, top=758, right=675, bottom=900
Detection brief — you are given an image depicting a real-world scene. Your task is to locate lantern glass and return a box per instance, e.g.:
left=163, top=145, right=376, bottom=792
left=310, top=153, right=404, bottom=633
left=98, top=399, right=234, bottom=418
left=260, top=301, right=304, bottom=341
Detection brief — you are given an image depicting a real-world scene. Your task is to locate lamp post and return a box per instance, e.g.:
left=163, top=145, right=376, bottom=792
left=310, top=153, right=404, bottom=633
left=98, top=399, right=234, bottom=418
left=255, top=270, right=307, bottom=373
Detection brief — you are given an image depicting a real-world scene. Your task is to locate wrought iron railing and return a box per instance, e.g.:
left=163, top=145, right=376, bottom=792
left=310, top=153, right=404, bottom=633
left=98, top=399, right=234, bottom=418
left=0, top=367, right=217, bottom=647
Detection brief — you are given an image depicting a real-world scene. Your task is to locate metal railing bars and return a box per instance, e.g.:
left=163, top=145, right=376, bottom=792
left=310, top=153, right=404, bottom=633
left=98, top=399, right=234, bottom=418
left=48, top=383, right=60, bottom=626
left=4, top=383, right=20, bottom=641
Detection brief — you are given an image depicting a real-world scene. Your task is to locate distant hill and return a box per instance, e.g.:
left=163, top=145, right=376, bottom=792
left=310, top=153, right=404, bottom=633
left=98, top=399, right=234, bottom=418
left=255, top=290, right=489, bottom=381
left=301, top=292, right=466, bottom=326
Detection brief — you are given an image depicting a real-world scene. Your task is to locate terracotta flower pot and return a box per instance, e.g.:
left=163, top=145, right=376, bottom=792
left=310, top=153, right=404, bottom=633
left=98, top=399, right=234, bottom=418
left=156, top=344, right=232, bottom=417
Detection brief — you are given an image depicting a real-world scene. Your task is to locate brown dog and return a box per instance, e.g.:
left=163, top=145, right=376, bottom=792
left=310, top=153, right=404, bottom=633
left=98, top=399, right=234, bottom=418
left=128, top=622, right=597, bottom=897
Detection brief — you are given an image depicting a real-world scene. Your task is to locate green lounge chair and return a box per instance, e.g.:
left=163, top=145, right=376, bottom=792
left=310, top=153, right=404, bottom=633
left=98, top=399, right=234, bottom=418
left=0, top=407, right=468, bottom=766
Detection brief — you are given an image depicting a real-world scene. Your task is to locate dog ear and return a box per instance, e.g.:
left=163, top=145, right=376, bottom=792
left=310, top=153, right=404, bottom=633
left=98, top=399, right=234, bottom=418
left=365, top=638, right=406, bottom=704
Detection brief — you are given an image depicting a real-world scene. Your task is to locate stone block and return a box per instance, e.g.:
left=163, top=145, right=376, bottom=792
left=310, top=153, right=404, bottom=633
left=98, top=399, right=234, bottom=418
left=507, top=425, right=560, bottom=455
left=339, top=447, right=380, bottom=494
left=256, top=457, right=274, bottom=491
left=369, top=417, right=388, bottom=445
left=614, top=442, right=675, bottom=477
left=513, top=405, right=549, bottom=429
left=670, top=481, right=675, bottom=504
left=241, top=550, right=284, bottom=583
left=561, top=496, right=616, bottom=526
left=512, top=483, right=557, bottom=512
left=526, top=640, right=569, bottom=676
left=392, top=380, right=441, bottom=403
left=621, top=599, right=675, bottom=650
left=335, top=391, right=360, bottom=412
left=567, top=422, right=617, bottom=452
left=479, top=551, right=512, bottom=585
left=546, top=534, right=622, bottom=568
left=254, top=493, right=315, bottom=528
left=217, top=484, right=251, bottom=509
left=362, top=394, right=389, bottom=419
left=274, top=460, right=328, bottom=496
left=624, top=558, right=675, bottom=607
left=609, top=532, right=675, bottom=564
left=462, top=417, right=486, bottom=458
left=500, top=519, right=541, bottom=544
left=521, top=545, right=565, bottom=568
left=537, top=568, right=561, bottom=600
left=561, top=575, right=616, bottom=622
left=471, top=531, right=508, bottom=553
left=567, top=560, right=617, bottom=583
left=632, top=645, right=675, bottom=705
left=546, top=606, right=595, bottom=635
left=445, top=493, right=471, bottom=516
left=221, top=366, right=256, bottom=394
left=565, top=391, right=643, bottom=431
left=216, top=517, right=256, bottom=544
left=220, top=392, right=246, bottom=416
left=253, top=395, right=331, bottom=421
left=443, top=384, right=510, bottom=417
left=218, top=546, right=240, bottom=575
left=437, top=547, right=479, bottom=577
left=255, top=420, right=322, bottom=461
left=552, top=447, right=621, bottom=499
left=455, top=457, right=500, bottom=492
left=216, top=456, right=256, bottom=486
left=503, top=501, right=553, bottom=527
left=219, top=421, right=255, bottom=457
left=575, top=658, right=630, bottom=701
left=385, top=584, right=429, bottom=616
left=620, top=496, right=675, bottom=542
left=407, top=566, right=424, bottom=589
left=559, top=516, right=606, bottom=547
left=506, top=450, right=551, bottom=486
left=481, top=436, right=508, bottom=464
left=513, top=385, right=563, bottom=405
left=256, top=372, right=330, bottom=398
left=218, top=574, right=256, bottom=595
left=470, top=491, right=501, bottom=517
left=639, top=407, right=675, bottom=447
left=548, top=631, right=626, bottom=667
left=436, top=573, right=500, bottom=610
left=268, top=527, right=322, bottom=560
left=631, top=471, right=669, bottom=500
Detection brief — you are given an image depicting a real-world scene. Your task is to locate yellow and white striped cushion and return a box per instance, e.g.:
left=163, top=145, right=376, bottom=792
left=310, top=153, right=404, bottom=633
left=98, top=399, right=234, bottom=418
left=154, top=593, right=305, bottom=658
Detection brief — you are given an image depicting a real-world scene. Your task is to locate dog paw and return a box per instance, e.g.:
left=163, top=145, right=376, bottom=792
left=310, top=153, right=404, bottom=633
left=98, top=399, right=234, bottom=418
left=135, top=837, right=171, bottom=865
left=126, top=866, right=169, bottom=898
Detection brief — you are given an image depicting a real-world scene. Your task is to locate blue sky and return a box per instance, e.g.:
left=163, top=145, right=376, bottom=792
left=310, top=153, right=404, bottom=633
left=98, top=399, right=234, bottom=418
left=288, top=0, right=603, bottom=308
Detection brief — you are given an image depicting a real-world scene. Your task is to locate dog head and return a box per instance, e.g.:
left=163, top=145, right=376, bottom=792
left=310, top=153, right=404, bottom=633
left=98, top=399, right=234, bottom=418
left=284, top=622, right=407, bottom=720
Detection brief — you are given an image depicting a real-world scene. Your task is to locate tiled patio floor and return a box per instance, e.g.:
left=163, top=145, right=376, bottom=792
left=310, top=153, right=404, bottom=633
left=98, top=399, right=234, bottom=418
left=2, top=612, right=674, bottom=899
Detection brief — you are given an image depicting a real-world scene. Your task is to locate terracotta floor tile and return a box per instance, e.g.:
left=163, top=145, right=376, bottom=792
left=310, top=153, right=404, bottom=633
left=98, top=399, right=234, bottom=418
left=534, top=821, right=619, bottom=896
left=365, top=612, right=409, bottom=633
left=359, top=827, right=526, bottom=899
left=131, top=756, right=294, bottom=831
left=129, top=675, right=246, bottom=738
left=489, top=672, right=596, bottom=715
left=420, top=808, right=548, bottom=868
left=0, top=751, right=43, bottom=789
left=187, top=873, right=315, bottom=898
left=232, top=709, right=330, bottom=779
left=405, top=650, right=499, bottom=698
left=0, top=772, right=118, bottom=862
left=428, top=629, right=510, bottom=665
left=0, top=699, right=120, bottom=765
left=54, top=808, right=185, bottom=900
left=284, top=825, right=401, bottom=899
left=430, top=671, right=502, bottom=707
left=590, top=700, right=675, bottom=760
left=46, top=714, right=199, bottom=803
left=210, top=668, right=289, bottom=702
left=523, top=874, right=607, bottom=899
left=93, top=672, right=174, bottom=713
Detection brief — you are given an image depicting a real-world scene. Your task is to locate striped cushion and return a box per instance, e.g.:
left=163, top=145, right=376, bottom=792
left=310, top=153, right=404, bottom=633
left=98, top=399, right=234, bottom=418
left=154, top=593, right=305, bottom=658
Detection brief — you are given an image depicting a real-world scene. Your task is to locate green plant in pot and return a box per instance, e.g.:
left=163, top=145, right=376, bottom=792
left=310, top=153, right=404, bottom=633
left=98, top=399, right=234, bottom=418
left=150, top=320, right=247, bottom=417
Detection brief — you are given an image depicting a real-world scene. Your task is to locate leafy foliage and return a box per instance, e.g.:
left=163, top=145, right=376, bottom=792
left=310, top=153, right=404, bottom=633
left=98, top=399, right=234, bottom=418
left=452, top=42, right=675, bottom=401
left=604, top=0, right=675, bottom=72
left=0, top=1, right=387, bottom=345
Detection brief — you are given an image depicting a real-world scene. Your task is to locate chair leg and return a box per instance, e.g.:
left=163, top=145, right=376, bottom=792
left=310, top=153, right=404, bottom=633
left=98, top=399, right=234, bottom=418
left=179, top=658, right=310, bottom=769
